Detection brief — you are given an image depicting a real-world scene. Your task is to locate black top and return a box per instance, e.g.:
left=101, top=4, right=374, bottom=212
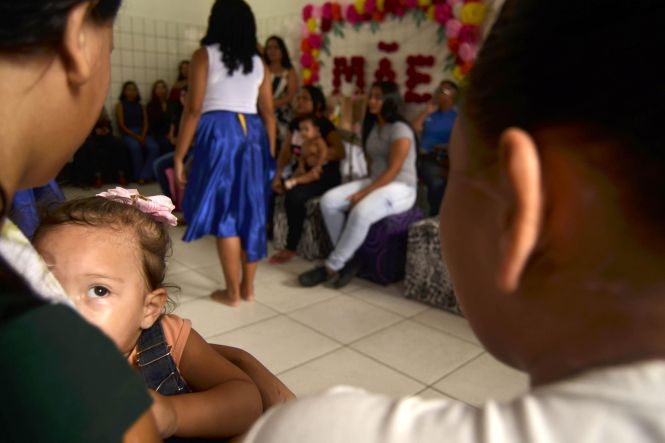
left=0, top=258, right=152, bottom=442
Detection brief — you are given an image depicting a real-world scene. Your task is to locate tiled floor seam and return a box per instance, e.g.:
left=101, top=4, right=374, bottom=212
left=274, top=345, right=345, bottom=377
left=199, top=310, right=282, bottom=340
left=408, top=315, right=482, bottom=347
left=414, top=386, right=476, bottom=408
left=428, top=351, right=488, bottom=387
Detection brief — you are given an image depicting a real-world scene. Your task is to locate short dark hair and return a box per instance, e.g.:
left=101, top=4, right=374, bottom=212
left=201, top=0, right=259, bottom=75
left=263, top=35, right=293, bottom=70
left=0, top=0, right=121, bottom=52
left=298, top=114, right=320, bottom=128
left=465, top=0, right=665, bottom=226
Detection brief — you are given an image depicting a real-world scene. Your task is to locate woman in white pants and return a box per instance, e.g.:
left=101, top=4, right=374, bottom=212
left=299, top=82, right=417, bottom=288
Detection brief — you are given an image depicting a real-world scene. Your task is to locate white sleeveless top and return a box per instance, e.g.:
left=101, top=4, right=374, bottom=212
left=202, top=44, right=264, bottom=114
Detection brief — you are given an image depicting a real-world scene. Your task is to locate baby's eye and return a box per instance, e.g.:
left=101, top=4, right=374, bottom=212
left=87, top=286, right=110, bottom=298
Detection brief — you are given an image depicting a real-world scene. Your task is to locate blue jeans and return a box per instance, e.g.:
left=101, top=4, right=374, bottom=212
left=320, top=179, right=417, bottom=271
left=153, top=152, right=174, bottom=198
left=418, top=154, right=447, bottom=216
left=122, top=132, right=160, bottom=181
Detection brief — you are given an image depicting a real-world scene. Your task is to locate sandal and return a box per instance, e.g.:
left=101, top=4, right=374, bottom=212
left=269, top=250, right=297, bottom=264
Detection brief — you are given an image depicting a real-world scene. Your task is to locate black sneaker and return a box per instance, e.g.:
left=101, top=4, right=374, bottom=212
left=332, top=257, right=363, bottom=289
left=298, top=266, right=334, bottom=287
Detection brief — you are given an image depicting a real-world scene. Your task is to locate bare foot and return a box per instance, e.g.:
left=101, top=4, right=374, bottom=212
left=210, top=289, right=241, bottom=307
left=241, top=284, right=255, bottom=302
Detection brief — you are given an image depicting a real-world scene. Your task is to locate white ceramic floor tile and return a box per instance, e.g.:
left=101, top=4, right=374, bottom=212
left=166, top=258, right=190, bottom=275
left=209, top=316, right=341, bottom=373
left=188, top=263, right=225, bottom=284
left=278, top=347, right=425, bottom=397
left=253, top=279, right=340, bottom=313
left=350, top=284, right=429, bottom=317
left=413, top=388, right=470, bottom=406
left=166, top=268, right=220, bottom=303
left=434, top=353, right=529, bottom=407
left=174, top=297, right=278, bottom=338
left=336, top=277, right=375, bottom=294
left=351, top=320, right=483, bottom=384
left=289, top=296, right=403, bottom=344
left=412, top=308, right=481, bottom=345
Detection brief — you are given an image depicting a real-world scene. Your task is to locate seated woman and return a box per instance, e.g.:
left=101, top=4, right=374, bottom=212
left=411, top=80, right=459, bottom=216
left=298, top=82, right=417, bottom=289
left=71, top=107, right=131, bottom=186
left=116, top=80, right=160, bottom=183
left=147, top=79, right=175, bottom=155
left=269, top=86, right=345, bottom=264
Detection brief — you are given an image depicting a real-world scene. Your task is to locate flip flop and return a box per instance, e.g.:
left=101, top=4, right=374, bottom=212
left=269, top=250, right=297, bottom=264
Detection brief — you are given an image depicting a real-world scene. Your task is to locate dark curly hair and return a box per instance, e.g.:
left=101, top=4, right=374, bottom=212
left=201, top=0, right=259, bottom=75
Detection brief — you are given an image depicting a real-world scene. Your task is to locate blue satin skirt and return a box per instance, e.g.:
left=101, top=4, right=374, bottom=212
left=182, top=111, right=272, bottom=262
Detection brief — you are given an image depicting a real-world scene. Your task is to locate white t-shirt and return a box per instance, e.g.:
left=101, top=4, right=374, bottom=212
left=201, top=44, right=263, bottom=115
left=244, top=360, right=665, bottom=443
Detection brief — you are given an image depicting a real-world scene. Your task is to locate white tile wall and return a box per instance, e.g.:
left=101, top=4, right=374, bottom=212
left=105, top=11, right=207, bottom=125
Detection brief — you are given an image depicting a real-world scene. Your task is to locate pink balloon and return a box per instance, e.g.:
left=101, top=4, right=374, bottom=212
left=446, top=19, right=462, bottom=39
left=459, top=42, right=478, bottom=62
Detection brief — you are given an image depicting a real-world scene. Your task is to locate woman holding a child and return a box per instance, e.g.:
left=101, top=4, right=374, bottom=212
left=269, top=85, right=345, bottom=264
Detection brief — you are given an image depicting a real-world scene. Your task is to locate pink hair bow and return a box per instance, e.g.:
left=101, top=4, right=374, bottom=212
left=96, top=187, right=178, bottom=227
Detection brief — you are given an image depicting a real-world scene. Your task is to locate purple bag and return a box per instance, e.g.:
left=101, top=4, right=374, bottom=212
left=356, top=206, right=424, bottom=285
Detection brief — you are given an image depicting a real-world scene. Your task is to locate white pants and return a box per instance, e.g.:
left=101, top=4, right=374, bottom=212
left=320, top=179, right=417, bottom=271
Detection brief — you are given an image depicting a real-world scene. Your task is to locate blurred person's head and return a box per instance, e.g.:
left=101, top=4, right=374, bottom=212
left=264, top=35, right=293, bottom=69
left=295, top=86, right=326, bottom=117
left=0, top=0, right=121, bottom=212
left=119, top=81, right=141, bottom=103
left=151, top=79, right=168, bottom=102
left=440, top=0, right=665, bottom=386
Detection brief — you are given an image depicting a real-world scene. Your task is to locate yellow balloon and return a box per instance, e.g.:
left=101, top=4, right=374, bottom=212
left=426, top=5, right=435, bottom=20
left=461, top=3, right=487, bottom=26
left=452, top=65, right=464, bottom=83
left=376, top=0, right=385, bottom=11
left=303, top=68, right=312, bottom=81
left=307, top=17, right=318, bottom=33
left=418, top=0, right=431, bottom=7
left=312, top=49, right=320, bottom=58
left=355, top=0, right=365, bottom=15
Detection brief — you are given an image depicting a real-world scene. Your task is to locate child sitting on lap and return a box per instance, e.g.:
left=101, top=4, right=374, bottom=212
left=33, top=188, right=289, bottom=440
left=285, top=116, right=328, bottom=190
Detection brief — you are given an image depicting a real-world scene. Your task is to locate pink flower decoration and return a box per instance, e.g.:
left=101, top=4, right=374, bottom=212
left=365, top=0, right=377, bottom=14
left=97, top=187, right=178, bottom=227
left=301, top=23, right=310, bottom=37
left=300, top=53, right=313, bottom=67
left=446, top=0, right=463, bottom=6
left=435, top=3, right=452, bottom=24
left=312, top=72, right=320, bottom=83
left=446, top=18, right=462, bottom=39
left=308, top=33, right=322, bottom=49
left=322, top=2, right=333, bottom=19
left=405, top=0, right=418, bottom=9
left=458, top=24, right=478, bottom=44
left=458, top=42, right=478, bottom=62
left=302, top=4, right=314, bottom=21
left=346, top=4, right=361, bottom=24
left=311, top=6, right=322, bottom=19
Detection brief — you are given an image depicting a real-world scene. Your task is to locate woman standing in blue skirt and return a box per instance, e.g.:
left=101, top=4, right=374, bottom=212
left=174, top=0, right=276, bottom=307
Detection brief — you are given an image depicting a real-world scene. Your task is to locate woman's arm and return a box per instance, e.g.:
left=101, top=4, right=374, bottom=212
left=210, top=344, right=296, bottom=410
left=411, top=102, right=436, bottom=134
left=272, top=132, right=293, bottom=194
left=348, top=137, right=411, bottom=208
left=152, top=329, right=262, bottom=439
left=325, top=129, right=345, bottom=162
left=274, top=68, right=298, bottom=109
left=174, top=48, right=208, bottom=188
left=258, top=63, right=277, bottom=158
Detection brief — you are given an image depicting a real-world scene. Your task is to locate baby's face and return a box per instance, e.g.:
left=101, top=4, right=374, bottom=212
left=298, top=120, right=319, bottom=140
left=34, top=224, right=151, bottom=354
